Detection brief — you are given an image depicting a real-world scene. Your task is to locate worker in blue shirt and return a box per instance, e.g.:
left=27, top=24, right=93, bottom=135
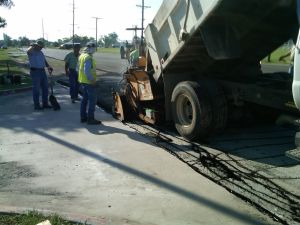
left=27, top=41, right=53, bottom=110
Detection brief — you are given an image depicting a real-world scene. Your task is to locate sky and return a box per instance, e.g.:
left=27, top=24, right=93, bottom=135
left=0, top=0, right=163, bottom=42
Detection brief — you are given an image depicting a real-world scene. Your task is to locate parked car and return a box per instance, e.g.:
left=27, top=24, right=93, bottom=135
left=112, top=43, right=120, bottom=48
left=59, top=43, right=80, bottom=49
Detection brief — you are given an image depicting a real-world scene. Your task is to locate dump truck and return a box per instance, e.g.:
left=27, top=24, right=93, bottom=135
left=113, top=0, right=300, bottom=141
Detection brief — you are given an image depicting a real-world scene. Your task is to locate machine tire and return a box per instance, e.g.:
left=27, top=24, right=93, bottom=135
left=171, top=81, right=212, bottom=140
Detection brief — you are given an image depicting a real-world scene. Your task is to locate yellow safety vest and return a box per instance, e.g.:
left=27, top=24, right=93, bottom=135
left=78, top=53, right=96, bottom=84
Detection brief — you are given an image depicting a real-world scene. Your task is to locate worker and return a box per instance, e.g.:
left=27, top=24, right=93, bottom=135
left=125, top=47, right=131, bottom=64
left=27, top=40, right=53, bottom=110
left=130, top=48, right=139, bottom=66
left=64, top=43, right=81, bottom=103
left=120, top=45, right=125, bottom=59
left=78, top=42, right=101, bottom=125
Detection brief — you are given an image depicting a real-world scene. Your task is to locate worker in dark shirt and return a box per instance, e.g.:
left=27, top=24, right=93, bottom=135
left=64, top=43, right=81, bottom=103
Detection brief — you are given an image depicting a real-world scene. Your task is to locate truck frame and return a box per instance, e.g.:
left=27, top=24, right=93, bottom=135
left=114, top=0, right=300, bottom=141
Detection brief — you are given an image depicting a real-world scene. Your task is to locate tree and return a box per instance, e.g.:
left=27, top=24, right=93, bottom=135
left=18, top=36, right=30, bottom=46
left=52, top=41, right=60, bottom=47
left=11, top=39, right=18, bottom=47
left=98, top=37, right=104, bottom=48
left=101, top=32, right=118, bottom=48
left=0, top=17, right=6, bottom=28
left=0, top=0, right=14, bottom=7
left=75, top=35, right=94, bottom=47
left=0, top=0, right=14, bottom=28
left=3, top=33, right=12, bottom=46
left=59, top=35, right=94, bottom=47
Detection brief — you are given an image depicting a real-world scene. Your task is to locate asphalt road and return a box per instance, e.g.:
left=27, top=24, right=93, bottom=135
left=261, top=63, right=290, bottom=73
left=43, top=48, right=129, bottom=74
left=43, top=48, right=290, bottom=74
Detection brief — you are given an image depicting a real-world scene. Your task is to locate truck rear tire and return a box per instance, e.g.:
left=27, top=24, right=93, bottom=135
left=171, top=81, right=212, bottom=140
left=112, top=93, right=136, bottom=121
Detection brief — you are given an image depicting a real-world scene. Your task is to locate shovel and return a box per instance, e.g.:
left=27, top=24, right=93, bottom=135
left=48, top=69, right=61, bottom=110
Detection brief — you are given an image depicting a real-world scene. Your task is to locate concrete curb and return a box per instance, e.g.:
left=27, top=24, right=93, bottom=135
left=0, top=86, right=32, bottom=96
left=0, top=80, right=69, bottom=97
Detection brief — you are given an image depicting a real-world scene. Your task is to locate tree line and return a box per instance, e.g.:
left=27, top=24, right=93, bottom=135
left=0, top=32, right=121, bottom=48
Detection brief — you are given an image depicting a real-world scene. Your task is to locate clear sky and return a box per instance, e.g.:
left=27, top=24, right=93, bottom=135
left=0, top=0, right=163, bottom=42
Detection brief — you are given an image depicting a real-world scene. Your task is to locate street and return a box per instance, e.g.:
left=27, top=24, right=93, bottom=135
left=43, top=48, right=129, bottom=74
left=0, top=83, right=276, bottom=225
left=4, top=48, right=298, bottom=224
left=51, top=48, right=299, bottom=224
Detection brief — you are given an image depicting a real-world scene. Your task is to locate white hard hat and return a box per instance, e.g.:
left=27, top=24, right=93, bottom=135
left=86, top=42, right=96, bottom=48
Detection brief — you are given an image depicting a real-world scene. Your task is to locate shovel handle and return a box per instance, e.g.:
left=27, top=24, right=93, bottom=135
left=48, top=68, right=53, bottom=75
left=47, top=68, right=54, bottom=95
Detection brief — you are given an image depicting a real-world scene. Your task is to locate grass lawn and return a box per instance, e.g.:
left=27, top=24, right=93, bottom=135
left=261, top=46, right=292, bottom=64
left=94, top=45, right=291, bottom=64
left=96, top=46, right=293, bottom=64
left=0, top=48, right=31, bottom=91
left=96, top=47, right=119, bottom=54
left=0, top=211, right=81, bottom=225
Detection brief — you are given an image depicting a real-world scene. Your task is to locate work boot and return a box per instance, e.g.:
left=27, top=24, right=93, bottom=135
left=43, top=104, right=52, bottom=109
left=87, top=118, right=102, bottom=125
left=34, top=105, right=44, bottom=110
left=80, top=118, right=87, bottom=123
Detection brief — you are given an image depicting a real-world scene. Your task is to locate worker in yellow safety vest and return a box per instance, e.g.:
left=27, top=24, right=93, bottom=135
left=78, top=42, right=101, bottom=125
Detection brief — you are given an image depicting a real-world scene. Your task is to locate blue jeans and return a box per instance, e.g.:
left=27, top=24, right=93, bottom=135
left=80, top=84, right=97, bottom=119
left=30, top=69, right=49, bottom=107
left=69, top=69, right=79, bottom=99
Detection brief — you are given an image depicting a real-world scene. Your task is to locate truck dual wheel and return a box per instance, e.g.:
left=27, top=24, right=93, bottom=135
left=171, top=81, right=213, bottom=140
left=201, top=79, right=228, bottom=134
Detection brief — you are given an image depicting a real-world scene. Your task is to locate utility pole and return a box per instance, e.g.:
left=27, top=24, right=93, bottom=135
left=136, top=0, right=150, bottom=46
left=42, top=18, right=45, bottom=41
left=69, top=0, right=77, bottom=46
left=72, top=0, right=75, bottom=46
left=92, top=17, right=102, bottom=51
left=126, top=25, right=143, bottom=47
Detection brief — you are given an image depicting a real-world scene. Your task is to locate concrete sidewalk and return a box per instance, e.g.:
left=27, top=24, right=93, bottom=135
left=0, top=85, right=277, bottom=225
